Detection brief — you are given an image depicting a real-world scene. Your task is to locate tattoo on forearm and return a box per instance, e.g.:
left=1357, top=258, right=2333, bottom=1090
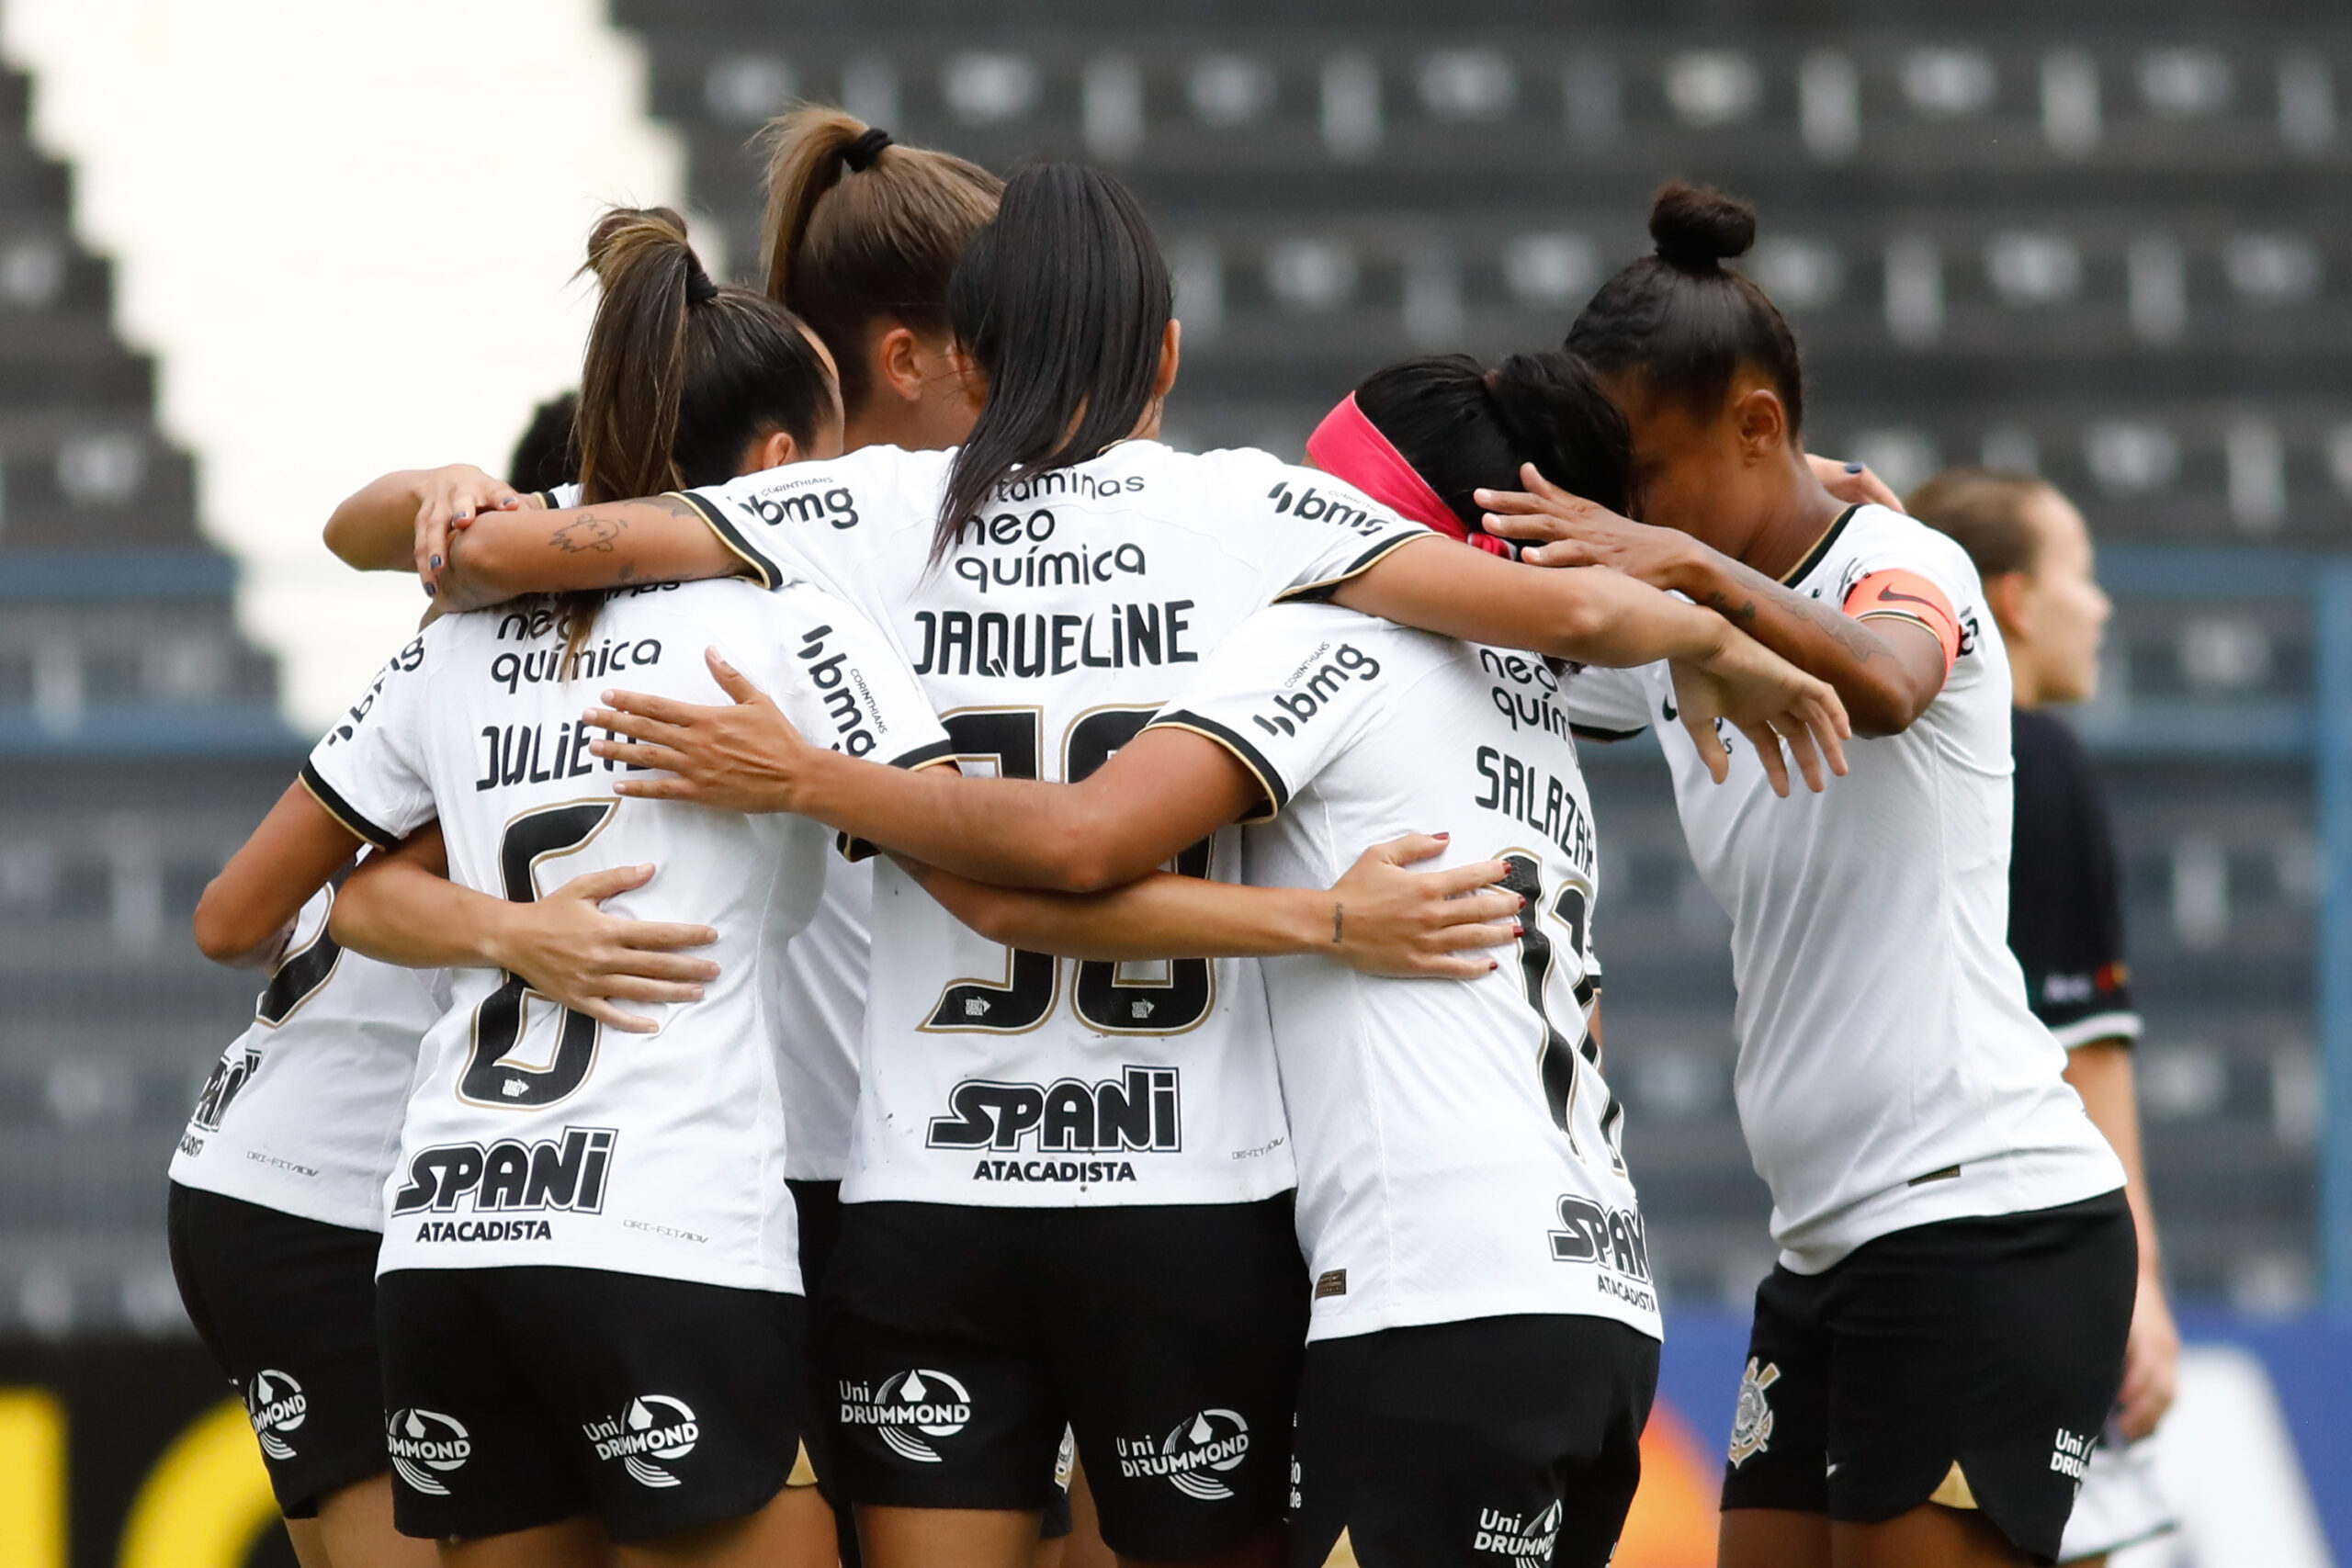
left=1700, top=590, right=1760, bottom=627
left=1332, top=903, right=1345, bottom=944
left=550, top=513, right=626, bottom=554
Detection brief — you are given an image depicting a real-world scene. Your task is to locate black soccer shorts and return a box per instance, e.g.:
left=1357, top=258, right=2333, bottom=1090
left=1287, top=1313, right=1658, bottom=1568
left=167, top=1182, right=392, bottom=1518
left=1719, top=1190, right=2135, bottom=1565
left=820, top=1195, right=1306, bottom=1561
left=378, top=1265, right=811, bottom=1543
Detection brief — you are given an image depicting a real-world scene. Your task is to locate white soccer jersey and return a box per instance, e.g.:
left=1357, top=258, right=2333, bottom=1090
left=168, top=886, right=446, bottom=1233
left=677, top=439, right=1432, bottom=1208
left=1144, top=603, right=1660, bottom=1343
left=1564, top=504, right=2122, bottom=1274
left=302, top=577, right=950, bottom=1289
left=776, top=856, right=869, bottom=1181
left=545, top=484, right=868, bottom=1183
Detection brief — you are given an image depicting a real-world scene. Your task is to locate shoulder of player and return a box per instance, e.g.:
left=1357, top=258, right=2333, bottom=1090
left=687, top=445, right=936, bottom=535
left=1825, top=504, right=1982, bottom=596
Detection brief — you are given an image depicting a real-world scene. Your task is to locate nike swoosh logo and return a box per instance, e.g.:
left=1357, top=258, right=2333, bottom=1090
left=1662, top=698, right=1678, bottom=720
left=1871, top=582, right=1940, bottom=610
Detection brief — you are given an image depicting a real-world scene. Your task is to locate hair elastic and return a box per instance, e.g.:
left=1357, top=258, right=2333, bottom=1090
left=1305, top=392, right=1514, bottom=558
left=684, top=258, right=719, bottom=303
left=842, top=127, right=894, bottom=171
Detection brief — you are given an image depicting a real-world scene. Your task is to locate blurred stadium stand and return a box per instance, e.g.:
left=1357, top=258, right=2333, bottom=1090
left=0, top=2, right=2343, bottom=1330
left=621, top=0, right=2346, bottom=1311
left=0, top=61, right=303, bottom=1334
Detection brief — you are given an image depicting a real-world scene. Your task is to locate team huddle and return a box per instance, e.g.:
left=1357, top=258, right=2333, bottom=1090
left=169, top=107, right=2154, bottom=1568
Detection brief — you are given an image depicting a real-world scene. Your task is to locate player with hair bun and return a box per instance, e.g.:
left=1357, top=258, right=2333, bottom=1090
left=341, top=161, right=1845, bottom=1568
left=1477, top=180, right=2134, bottom=1568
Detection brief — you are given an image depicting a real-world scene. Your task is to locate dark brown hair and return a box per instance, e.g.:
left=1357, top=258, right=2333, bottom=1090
left=1566, top=177, right=1807, bottom=435
left=1909, top=468, right=2057, bottom=581
left=934, top=163, right=1172, bottom=562
left=760, top=107, right=1002, bottom=416
left=555, top=207, right=839, bottom=660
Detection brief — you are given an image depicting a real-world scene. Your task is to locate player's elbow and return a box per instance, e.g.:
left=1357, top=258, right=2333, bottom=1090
left=1844, top=670, right=1935, bottom=739
left=1048, top=813, right=1142, bottom=896
left=191, top=881, right=277, bottom=967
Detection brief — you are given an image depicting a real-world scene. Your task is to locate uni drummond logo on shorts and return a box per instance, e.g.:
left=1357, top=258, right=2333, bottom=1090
left=1473, top=1500, right=1562, bottom=1560
left=1117, top=1409, right=1250, bottom=1500
left=1727, top=1358, right=1781, bottom=1467
left=244, top=1369, right=306, bottom=1461
left=584, top=1395, right=699, bottom=1488
left=839, top=1369, right=973, bottom=1463
left=387, top=1408, right=471, bottom=1495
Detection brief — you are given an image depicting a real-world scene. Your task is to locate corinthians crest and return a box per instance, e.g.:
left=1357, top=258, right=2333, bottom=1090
left=1727, top=1358, right=1781, bottom=1467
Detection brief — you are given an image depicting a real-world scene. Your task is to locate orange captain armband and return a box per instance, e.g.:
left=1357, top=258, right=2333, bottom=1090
left=1844, top=569, right=1961, bottom=674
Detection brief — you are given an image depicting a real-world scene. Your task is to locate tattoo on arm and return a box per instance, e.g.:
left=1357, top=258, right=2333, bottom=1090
left=1332, top=903, right=1344, bottom=943
left=550, top=513, right=626, bottom=554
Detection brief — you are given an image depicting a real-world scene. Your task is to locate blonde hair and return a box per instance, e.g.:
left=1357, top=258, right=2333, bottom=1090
left=758, top=107, right=1001, bottom=414
left=1909, top=468, right=2059, bottom=581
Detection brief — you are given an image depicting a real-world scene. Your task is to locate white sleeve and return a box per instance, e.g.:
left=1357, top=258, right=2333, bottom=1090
left=1145, top=608, right=1398, bottom=823
left=1561, top=664, right=1660, bottom=741
left=763, top=580, right=954, bottom=773
left=300, top=633, right=436, bottom=850
left=537, top=481, right=582, bottom=510
left=673, top=447, right=925, bottom=595
left=1238, top=457, right=1435, bottom=604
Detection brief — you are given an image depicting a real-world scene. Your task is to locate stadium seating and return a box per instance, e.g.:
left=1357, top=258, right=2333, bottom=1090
left=0, top=64, right=302, bottom=1334
left=614, top=2, right=2342, bottom=1305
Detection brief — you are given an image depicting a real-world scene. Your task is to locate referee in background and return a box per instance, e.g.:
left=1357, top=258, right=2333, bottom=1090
left=1916, top=469, right=2180, bottom=1567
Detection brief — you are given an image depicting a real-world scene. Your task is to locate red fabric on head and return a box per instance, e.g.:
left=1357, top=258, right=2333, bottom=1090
left=1306, top=393, right=1516, bottom=558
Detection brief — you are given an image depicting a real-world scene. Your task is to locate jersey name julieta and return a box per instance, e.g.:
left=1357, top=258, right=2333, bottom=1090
left=303, top=576, right=949, bottom=1287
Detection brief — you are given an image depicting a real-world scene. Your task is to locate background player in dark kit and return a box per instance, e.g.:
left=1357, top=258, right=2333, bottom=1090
left=1917, top=468, right=2180, bottom=1567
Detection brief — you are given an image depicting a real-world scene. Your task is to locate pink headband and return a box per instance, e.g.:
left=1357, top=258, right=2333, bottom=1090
left=1305, top=392, right=1514, bottom=558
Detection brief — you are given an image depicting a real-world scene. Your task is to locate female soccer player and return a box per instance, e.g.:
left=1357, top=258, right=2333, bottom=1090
left=1467, top=181, right=2132, bottom=1568
left=1912, top=468, right=2177, bottom=1568
left=303, top=209, right=964, bottom=1568
left=330, top=163, right=1842, bottom=1568
left=322, top=122, right=1030, bottom=1561
left=580, top=346, right=1667, bottom=1568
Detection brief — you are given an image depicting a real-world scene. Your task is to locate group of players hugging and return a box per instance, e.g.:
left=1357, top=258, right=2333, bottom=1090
left=169, top=107, right=2173, bottom=1568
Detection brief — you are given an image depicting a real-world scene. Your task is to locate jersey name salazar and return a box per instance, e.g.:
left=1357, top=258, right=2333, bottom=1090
left=169, top=885, right=447, bottom=1232
left=1146, top=604, right=1659, bottom=1343
left=676, top=440, right=1430, bottom=1209
left=1563, top=504, right=2121, bottom=1274
left=302, top=577, right=949, bottom=1288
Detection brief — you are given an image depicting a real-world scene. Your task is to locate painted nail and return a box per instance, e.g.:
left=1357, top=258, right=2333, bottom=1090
left=1844, top=462, right=1863, bottom=473
left=1433, top=831, right=1450, bottom=840
left=424, top=582, right=436, bottom=597
left=430, top=555, right=442, bottom=568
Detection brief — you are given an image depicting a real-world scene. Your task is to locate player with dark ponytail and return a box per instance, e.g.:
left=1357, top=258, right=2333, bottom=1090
left=328, top=160, right=1848, bottom=1568
left=1475, top=180, right=2134, bottom=1568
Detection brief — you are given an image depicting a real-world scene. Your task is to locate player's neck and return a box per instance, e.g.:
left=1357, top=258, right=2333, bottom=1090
left=1735, top=468, right=1850, bottom=584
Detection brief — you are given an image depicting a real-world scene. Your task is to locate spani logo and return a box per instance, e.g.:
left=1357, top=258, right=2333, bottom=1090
left=585, top=1394, right=700, bottom=1488
left=1128, top=1408, right=1250, bottom=1500
left=244, top=1369, right=306, bottom=1461
left=839, top=1369, right=975, bottom=1464
left=387, top=1407, right=471, bottom=1495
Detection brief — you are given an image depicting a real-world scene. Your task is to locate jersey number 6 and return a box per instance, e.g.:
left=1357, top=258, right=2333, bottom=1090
left=923, top=707, right=1215, bottom=1036
left=460, top=800, right=617, bottom=1108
